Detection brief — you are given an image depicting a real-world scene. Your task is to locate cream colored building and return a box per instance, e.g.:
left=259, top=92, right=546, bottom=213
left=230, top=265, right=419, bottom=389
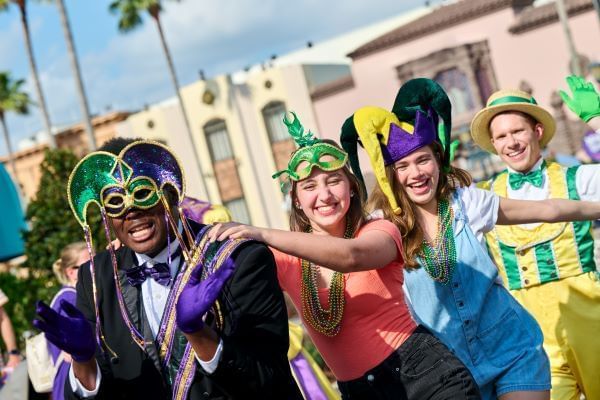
left=118, top=70, right=318, bottom=228
left=116, top=10, right=429, bottom=228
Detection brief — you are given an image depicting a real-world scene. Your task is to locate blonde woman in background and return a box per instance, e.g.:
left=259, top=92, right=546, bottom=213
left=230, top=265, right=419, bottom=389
left=49, top=242, right=90, bottom=400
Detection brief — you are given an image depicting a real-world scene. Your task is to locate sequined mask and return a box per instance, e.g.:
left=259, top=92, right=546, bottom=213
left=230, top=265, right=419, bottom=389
left=271, top=112, right=348, bottom=193
left=68, top=141, right=185, bottom=227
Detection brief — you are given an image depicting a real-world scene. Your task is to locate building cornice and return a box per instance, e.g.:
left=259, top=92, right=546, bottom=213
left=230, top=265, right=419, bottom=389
left=348, top=0, right=516, bottom=59
left=310, top=75, right=355, bottom=100
left=509, top=0, right=593, bottom=34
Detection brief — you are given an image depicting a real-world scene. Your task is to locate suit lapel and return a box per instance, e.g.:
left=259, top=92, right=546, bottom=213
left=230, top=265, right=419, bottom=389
left=117, top=248, right=141, bottom=331
left=117, top=248, right=163, bottom=373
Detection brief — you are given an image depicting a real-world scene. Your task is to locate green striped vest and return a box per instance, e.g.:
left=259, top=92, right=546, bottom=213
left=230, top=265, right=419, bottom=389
left=479, top=162, right=596, bottom=290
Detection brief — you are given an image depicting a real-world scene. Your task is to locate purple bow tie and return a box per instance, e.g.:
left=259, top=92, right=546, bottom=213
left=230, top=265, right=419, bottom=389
left=126, top=262, right=172, bottom=287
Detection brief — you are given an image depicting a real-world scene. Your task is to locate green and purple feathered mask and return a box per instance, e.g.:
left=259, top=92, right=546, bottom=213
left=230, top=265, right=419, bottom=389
left=67, top=140, right=185, bottom=228
left=272, top=112, right=348, bottom=193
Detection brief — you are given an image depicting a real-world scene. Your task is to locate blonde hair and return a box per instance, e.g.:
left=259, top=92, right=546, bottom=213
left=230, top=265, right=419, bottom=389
left=366, top=142, right=471, bottom=268
left=52, top=242, right=88, bottom=286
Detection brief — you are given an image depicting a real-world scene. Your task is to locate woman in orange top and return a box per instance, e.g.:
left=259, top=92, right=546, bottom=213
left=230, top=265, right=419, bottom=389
left=209, top=113, right=480, bottom=399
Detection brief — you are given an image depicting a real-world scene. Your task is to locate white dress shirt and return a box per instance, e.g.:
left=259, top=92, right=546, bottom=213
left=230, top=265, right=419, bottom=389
left=70, top=232, right=223, bottom=397
left=504, top=158, right=600, bottom=228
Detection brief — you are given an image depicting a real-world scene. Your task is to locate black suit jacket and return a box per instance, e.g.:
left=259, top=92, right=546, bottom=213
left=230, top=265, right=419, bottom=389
left=66, top=220, right=302, bottom=400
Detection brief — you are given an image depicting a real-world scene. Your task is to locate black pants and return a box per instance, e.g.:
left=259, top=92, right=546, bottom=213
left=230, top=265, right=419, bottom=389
left=338, top=326, right=481, bottom=400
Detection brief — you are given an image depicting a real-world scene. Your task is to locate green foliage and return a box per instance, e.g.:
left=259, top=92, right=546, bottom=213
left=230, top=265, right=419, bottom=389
left=0, top=272, right=59, bottom=349
left=0, top=72, right=31, bottom=118
left=22, top=148, right=106, bottom=275
left=108, top=0, right=164, bottom=32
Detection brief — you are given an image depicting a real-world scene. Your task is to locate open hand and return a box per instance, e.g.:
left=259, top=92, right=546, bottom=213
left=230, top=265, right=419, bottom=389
left=559, top=75, right=600, bottom=122
left=33, top=300, right=96, bottom=362
left=176, top=256, right=237, bottom=334
left=207, top=222, right=264, bottom=243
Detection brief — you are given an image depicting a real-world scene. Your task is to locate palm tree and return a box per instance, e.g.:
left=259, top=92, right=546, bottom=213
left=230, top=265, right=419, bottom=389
left=0, top=72, right=31, bottom=184
left=54, top=0, right=97, bottom=150
left=0, top=0, right=56, bottom=148
left=109, top=0, right=211, bottom=201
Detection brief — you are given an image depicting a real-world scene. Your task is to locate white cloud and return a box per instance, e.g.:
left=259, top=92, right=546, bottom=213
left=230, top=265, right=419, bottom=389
left=1, top=0, right=425, bottom=156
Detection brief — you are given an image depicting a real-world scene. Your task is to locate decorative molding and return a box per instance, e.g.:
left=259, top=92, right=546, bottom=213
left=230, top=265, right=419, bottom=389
left=310, top=75, right=354, bottom=100
left=509, top=0, right=593, bottom=34
left=348, top=0, right=514, bottom=59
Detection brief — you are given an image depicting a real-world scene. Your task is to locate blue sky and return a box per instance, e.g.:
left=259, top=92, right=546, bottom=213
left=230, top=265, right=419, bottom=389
left=0, top=0, right=428, bottom=156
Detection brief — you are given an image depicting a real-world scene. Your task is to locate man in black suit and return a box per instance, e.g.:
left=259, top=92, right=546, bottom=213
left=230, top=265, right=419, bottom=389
left=34, top=139, right=301, bottom=399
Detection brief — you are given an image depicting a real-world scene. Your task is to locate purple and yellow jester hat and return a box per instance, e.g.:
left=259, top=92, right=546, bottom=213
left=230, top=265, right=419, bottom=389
left=340, top=78, right=456, bottom=214
left=67, top=140, right=186, bottom=230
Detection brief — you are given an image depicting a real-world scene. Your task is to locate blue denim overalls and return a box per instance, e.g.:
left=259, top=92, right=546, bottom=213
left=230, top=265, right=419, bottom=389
left=403, top=189, right=551, bottom=398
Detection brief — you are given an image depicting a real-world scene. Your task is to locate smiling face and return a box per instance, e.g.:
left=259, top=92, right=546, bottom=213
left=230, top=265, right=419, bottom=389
left=489, top=111, right=543, bottom=172
left=293, top=167, right=352, bottom=237
left=109, top=199, right=175, bottom=256
left=392, top=146, right=440, bottom=211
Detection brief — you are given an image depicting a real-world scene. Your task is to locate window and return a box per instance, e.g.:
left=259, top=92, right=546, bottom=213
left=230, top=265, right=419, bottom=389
left=224, top=198, right=251, bottom=224
left=204, top=120, right=234, bottom=162
left=262, top=102, right=288, bottom=143
left=434, top=68, right=474, bottom=115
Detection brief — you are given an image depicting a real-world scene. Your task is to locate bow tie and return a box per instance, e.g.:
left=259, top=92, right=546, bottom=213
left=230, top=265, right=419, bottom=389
left=508, top=164, right=545, bottom=190
left=125, top=262, right=172, bottom=287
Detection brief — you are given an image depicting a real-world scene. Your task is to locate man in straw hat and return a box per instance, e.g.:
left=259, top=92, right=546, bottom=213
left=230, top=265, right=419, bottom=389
left=471, top=76, right=600, bottom=400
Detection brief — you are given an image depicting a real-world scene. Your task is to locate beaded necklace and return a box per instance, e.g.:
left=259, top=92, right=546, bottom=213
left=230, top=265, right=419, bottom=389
left=419, top=198, right=457, bottom=284
left=300, top=220, right=353, bottom=337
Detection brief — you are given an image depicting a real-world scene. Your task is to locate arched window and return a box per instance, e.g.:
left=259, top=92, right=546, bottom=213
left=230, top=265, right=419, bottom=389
left=262, top=101, right=288, bottom=143
left=203, top=119, right=251, bottom=224
left=204, top=119, right=234, bottom=162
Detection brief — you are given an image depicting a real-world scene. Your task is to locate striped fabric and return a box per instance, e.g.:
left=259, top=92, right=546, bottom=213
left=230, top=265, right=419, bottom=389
left=481, top=162, right=596, bottom=290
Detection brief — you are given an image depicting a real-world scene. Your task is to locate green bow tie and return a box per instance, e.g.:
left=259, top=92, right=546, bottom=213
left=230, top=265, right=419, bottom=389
left=508, top=168, right=544, bottom=190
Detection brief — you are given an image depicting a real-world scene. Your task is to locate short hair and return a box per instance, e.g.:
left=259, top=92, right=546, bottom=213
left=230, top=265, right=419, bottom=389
left=488, top=111, right=539, bottom=136
left=98, top=137, right=142, bottom=155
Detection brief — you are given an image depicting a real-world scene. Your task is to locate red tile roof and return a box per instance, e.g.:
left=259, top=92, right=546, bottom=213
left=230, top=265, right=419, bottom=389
left=348, top=0, right=515, bottom=59
left=509, top=0, right=594, bottom=34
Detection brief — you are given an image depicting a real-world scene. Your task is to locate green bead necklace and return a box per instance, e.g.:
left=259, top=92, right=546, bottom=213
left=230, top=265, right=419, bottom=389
left=300, top=220, right=353, bottom=337
left=419, top=198, right=457, bottom=285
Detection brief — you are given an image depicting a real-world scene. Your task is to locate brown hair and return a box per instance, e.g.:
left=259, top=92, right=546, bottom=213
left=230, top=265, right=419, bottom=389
left=52, top=242, right=88, bottom=286
left=489, top=110, right=538, bottom=137
left=366, top=141, right=471, bottom=268
left=288, top=140, right=366, bottom=235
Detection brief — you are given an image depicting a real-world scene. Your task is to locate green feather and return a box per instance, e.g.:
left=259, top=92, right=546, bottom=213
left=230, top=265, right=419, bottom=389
left=283, top=111, right=319, bottom=147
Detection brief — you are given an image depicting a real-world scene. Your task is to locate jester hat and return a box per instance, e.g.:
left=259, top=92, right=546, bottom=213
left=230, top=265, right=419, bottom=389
left=340, top=78, right=454, bottom=214
left=68, top=140, right=186, bottom=229
left=272, top=112, right=348, bottom=192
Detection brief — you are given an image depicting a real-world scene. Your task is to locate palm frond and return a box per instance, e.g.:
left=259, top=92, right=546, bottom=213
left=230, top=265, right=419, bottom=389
left=0, top=72, right=32, bottom=116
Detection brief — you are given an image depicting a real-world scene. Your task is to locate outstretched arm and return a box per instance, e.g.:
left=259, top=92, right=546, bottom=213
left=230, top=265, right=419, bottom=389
left=208, top=222, right=399, bottom=272
left=497, top=197, right=600, bottom=225
left=206, top=244, right=300, bottom=398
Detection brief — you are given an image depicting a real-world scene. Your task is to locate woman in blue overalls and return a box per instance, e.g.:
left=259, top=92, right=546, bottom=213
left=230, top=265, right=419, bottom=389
left=340, top=78, right=600, bottom=399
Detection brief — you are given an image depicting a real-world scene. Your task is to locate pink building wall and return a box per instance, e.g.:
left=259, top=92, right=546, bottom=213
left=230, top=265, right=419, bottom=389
left=314, top=6, right=600, bottom=145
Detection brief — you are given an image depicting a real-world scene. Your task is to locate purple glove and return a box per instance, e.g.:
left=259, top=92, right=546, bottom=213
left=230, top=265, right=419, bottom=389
left=176, top=256, right=236, bottom=333
left=33, top=300, right=96, bottom=362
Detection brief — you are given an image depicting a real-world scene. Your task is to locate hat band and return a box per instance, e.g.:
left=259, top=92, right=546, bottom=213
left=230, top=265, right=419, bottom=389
left=488, top=95, right=537, bottom=107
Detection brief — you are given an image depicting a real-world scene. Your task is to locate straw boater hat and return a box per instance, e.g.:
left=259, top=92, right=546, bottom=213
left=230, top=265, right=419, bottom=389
left=470, top=89, right=556, bottom=154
